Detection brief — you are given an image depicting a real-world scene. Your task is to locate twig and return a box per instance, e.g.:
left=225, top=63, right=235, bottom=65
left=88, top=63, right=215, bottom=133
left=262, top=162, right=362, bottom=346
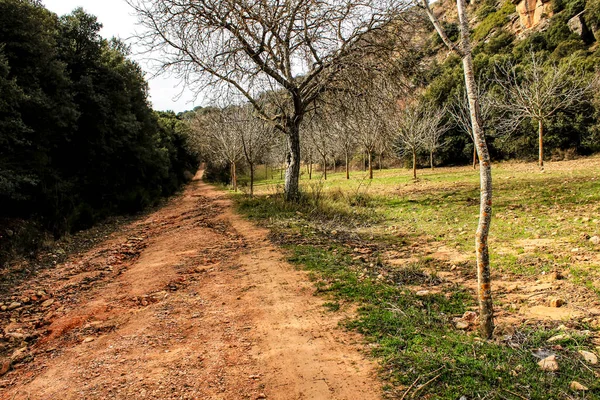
left=399, top=376, right=420, bottom=400
left=578, top=358, right=595, bottom=374
left=411, top=373, right=442, bottom=398
left=526, top=290, right=551, bottom=298
left=502, top=388, right=528, bottom=400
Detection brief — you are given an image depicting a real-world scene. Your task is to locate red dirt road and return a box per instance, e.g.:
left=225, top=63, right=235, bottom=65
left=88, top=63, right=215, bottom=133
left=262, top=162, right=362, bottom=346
left=0, top=172, right=380, bottom=399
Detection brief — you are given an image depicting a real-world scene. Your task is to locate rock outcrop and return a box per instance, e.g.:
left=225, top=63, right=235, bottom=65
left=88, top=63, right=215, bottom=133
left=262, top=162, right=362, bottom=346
left=513, top=0, right=552, bottom=31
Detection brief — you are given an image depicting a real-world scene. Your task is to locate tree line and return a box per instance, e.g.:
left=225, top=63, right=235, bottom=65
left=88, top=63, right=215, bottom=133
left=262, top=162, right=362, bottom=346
left=0, top=0, right=199, bottom=263
left=189, top=47, right=596, bottom=191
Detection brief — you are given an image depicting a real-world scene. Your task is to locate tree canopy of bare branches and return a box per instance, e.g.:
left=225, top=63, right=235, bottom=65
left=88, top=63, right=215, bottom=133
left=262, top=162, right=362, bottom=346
left=192, top=108, right=244, bottom=191
left=493, top=53, right=594, bottom=169
left=448, top=84, right=493, bottom=169
left=128, top=0, right=408, bottom=201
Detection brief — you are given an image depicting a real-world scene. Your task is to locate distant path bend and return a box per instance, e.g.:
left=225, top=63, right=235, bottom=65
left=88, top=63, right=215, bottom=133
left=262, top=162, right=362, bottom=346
left=1, top=171, right=380, bottom=400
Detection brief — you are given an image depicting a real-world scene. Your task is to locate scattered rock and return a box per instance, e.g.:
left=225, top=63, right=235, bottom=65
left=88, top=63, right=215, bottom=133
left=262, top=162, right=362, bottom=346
left=455, top=320, right=469, bottom=330
left=546, top=271, right=563, bottom=281
left=10, top=347, right=27, bottom=362
left=547, top=334, right=570, bottom=343
left=570, top=381, right=588, bottom=391
left=41, top=299, right=55, bottom=308
left=257, top=393, right=267, bottom=399
left=415, top=290, right=430, bottom=297
left=578, top=350, right=598, bottom=365
left=538, top=355, right=559, bottom=371
left=589, top=236, right=600, bottom=245
left=567, top=14, right=589, bottom=37
left=0, top=359, right=10, bottom=376
left=462, top=311, right=477, bottom=322
left=83, top=337, right=95, bottom=343
left=548, top=297, right=564, bottom=308
left=7, top=302, right=21, bottom=311
left=5, top=332, right=25, bottom=341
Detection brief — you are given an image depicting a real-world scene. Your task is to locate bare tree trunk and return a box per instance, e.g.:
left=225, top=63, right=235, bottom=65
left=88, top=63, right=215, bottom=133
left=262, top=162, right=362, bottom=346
left=473, top=146, right=477, bottom=169
left=368, top=151, right=373, bottom=179
left=457, top=0, right=494, bottom=339
left=412, top=149, right=417, bottom=180
left=250, top=163, right=254, bottom=196
left=538, top=119, right=544, bottom=170
left=309, top=157, right=313, bottom=180
left=232, top=161, right=238, bottom=192
left=430, top=149, right=434, bottom=169
left=322, top=154, right=327, bottom=180
left=345, top=151, right=350, bottom=180
left=284, top=122, right=301, bottom=201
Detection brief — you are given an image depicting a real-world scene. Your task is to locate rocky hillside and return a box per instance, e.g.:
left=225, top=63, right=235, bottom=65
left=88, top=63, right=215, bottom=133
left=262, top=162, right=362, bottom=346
left=408, top=0, right=600, bottom=165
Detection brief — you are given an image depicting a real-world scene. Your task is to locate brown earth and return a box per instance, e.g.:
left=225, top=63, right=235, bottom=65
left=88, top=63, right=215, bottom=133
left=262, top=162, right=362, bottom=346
left=0, top=172, right=380, bottom=400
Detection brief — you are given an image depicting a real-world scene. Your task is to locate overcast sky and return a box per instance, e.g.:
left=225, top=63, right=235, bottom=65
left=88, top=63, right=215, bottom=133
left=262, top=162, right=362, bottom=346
left=42, top=0, right=201, bottom=113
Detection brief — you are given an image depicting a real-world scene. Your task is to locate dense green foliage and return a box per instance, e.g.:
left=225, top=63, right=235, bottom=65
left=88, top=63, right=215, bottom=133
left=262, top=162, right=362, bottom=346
left=416, top=0, right=600, bottom=165
left=0, top=0, right=198, bottom=261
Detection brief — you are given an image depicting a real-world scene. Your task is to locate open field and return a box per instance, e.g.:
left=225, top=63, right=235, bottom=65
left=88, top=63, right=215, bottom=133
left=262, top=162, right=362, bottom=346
left=233, top=156, right=600, bottom=399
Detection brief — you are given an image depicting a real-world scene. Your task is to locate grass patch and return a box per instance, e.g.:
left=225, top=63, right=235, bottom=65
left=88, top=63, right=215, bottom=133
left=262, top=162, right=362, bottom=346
left=231, top=158, right=600, bottom=398
left=284, top=244, right=599, bottom=399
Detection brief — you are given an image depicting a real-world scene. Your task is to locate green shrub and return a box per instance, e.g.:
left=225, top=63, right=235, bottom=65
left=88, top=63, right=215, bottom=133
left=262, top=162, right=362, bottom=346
left=472, top=1, right=515, bottom=42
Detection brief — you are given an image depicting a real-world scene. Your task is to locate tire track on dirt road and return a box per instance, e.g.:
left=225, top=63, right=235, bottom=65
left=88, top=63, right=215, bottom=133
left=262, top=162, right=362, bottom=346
left=1, top=172, right=380, bottom=400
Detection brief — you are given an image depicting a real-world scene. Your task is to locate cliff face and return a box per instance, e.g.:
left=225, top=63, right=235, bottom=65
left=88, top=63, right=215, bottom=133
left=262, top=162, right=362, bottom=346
left=512, top=0, right=553, bottom=31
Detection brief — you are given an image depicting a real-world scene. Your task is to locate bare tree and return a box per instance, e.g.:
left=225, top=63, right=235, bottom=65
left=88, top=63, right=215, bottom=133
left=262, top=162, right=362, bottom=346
left=421, top=0, right=495, bottom=338
left=332, top=116, right=357, bottom=180
left=421, top=105, right=449, bottom=170
left=232, top=107, right=275, bottom=196
left=392, top=102, right=426, bottom=180
left=300, top=134, right=316, bottom=180
left=128, top=0, right=406, bottom=201
left=305, top=114, right=335, bottom=180
left=494, top=53, right=594, bottom=169
left=449, top=85, right=493, bottom=169
left=341, top=80, right=390, bottom=180
left=192, top=109, right=244, bottom=191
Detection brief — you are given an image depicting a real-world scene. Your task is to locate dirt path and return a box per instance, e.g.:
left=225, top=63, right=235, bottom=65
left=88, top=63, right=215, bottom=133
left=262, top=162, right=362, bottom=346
left=0, top=172, right=380, bottom=400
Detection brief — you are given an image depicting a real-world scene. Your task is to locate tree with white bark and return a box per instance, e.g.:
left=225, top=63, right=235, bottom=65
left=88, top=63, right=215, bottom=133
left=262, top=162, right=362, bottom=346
left=127, top=0, right=407, bottom=201
left=420, top=0, right=495, bottom=338
left=493, top=52, right=594, bottom=170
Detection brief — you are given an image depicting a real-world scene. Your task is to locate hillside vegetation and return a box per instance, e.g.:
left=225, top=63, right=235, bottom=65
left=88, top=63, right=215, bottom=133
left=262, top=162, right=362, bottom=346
left=416, top=0, right=600, bottom=165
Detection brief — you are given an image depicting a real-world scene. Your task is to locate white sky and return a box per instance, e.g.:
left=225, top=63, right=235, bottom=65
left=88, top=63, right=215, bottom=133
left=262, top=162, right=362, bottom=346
left=42, top=0, right=201, bottom=113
